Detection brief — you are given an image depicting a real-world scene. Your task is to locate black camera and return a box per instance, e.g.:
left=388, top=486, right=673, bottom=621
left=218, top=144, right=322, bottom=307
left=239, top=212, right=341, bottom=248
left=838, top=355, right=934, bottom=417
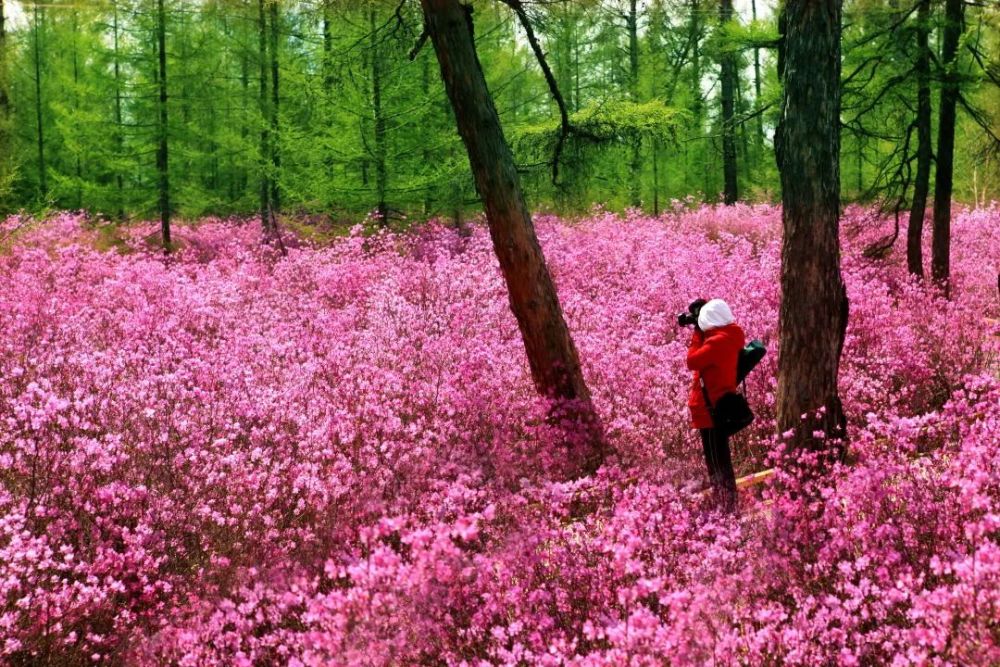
left=677, top=298, right=707, bottom=328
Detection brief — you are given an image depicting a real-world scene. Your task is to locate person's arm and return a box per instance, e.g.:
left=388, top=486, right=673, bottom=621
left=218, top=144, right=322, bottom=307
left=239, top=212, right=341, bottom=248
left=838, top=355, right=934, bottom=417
left=686, top=331, right=716, bottom=371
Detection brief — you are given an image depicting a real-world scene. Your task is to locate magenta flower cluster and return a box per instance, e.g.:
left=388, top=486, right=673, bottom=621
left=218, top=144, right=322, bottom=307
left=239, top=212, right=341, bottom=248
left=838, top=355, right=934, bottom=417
left=1, top=203, right=997, bottom=665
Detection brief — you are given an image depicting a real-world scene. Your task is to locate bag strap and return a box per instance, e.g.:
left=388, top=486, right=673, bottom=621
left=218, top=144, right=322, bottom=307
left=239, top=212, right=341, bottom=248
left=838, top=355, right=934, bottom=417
left=700, top=375, right=713, bottom=411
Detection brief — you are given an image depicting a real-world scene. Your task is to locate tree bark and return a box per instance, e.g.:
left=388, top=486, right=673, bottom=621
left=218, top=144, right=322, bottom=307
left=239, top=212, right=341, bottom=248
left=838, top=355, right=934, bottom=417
left=719, top=0, right=738, bottom=204
left=907, top=0, right=932, bottom=278
left=931, top=0, right=963, bottom=290
left=269, top=0, right=280, bottom=215
left=370, top=7, right=388, bottom=224
left=774, top=0, right=849, bottom=450
left=156, top=0, right=170, bottom=250
left=258, top=0, right=270, bottom=234
left=112, top=0, right=124, bottom=217
left=33, top=1, right=47, bottom=199
left=627, top=0, right=641, bottom=208
left=419, top=0, right=605, bottom=475
left=751, top=0, right=764, bottom=159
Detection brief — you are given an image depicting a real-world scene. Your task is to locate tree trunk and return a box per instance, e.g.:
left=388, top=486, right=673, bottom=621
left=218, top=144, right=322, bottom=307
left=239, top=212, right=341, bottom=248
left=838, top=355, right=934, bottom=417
left=156, top=0, right=170, bottom=250
left=33, top=1, right=46, bottom=199
left=907, top=0, right=932, bottom=278
left=258, top=0, right=270, bottom=234
left=719, top=0, right=738, bottom=204
left=931, top=0, right=963, bottom=290
left=269, top=0, right=280, bottom=215
left=751, top=0, right=763, bottom=159
left=419, top=0, right=605, bottom=475
left=370, top=7, right=388, bottom=224
left=113, top=0, right=124, bottom=217
left=627, top=0, right=641, bottom=208
left=774, top=0, right=849, bottom=450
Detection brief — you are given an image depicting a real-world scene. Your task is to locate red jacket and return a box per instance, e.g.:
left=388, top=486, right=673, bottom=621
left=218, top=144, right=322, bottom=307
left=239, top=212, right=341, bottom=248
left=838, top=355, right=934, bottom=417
left=686, top=323, right=746, bottom=429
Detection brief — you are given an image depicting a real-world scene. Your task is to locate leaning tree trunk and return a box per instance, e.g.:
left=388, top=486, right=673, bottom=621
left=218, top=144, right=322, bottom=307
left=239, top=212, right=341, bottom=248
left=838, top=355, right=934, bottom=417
left=719, top=0, right=738, bottom=205
left=932, top=0, right=963, bottom=291
left=156, top=0, right=170, bottom=250
left=420, top=0, right=605, bottom=475
left=907, top=0, right=932, bottom=278
left=369, top=7, right=388, bottom=224
left=774, top=0, right=849, bottom=450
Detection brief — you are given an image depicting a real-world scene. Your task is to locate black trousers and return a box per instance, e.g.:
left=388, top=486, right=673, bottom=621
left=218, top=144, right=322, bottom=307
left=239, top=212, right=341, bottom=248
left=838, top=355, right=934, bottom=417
left=700, top=428, right=737, bottom=512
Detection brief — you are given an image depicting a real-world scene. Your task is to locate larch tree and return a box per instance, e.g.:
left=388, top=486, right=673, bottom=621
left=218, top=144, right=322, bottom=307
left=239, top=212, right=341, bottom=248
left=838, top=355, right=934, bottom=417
left=718, top=0, right=738, bottom=204
left=932, top=0, right=964, bottom=290
left=907, top=0, right=932, bottom=278
left=418, top=0, right=606, bottom=476
left=156, top=0, right=171, bottom=250
left=774, top=0, right=849, bottom=450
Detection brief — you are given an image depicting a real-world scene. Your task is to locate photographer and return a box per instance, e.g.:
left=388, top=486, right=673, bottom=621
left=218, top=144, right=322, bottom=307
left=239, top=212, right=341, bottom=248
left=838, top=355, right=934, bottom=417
left=680, top=298, right=745, bottom=513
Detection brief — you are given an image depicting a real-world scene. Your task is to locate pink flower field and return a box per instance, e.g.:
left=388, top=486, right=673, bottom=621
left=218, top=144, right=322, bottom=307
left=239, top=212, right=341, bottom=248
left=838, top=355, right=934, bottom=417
left=1, top=204, right=998, bottom=665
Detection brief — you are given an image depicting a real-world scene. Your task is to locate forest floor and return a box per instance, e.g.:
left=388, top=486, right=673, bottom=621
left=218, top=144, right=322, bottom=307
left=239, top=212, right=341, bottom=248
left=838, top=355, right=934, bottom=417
left=0, top=204, right=998, bottom=665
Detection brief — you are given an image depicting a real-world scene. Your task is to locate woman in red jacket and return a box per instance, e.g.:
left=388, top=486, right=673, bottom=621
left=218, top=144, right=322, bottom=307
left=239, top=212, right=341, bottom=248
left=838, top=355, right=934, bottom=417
left=685, top=298, right=745, bottom=512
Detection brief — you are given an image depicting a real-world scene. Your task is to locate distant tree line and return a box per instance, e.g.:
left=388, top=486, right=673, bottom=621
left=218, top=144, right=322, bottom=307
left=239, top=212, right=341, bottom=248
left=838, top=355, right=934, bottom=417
left=0, top=0, right=996, bottom=232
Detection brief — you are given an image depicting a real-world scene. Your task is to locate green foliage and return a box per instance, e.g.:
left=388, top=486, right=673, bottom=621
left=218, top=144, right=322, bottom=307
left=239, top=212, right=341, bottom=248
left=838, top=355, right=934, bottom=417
left=0, top=0, right=996, bottom=219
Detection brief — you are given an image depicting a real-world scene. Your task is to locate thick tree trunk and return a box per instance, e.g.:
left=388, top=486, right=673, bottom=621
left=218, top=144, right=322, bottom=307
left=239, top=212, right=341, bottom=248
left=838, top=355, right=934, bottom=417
left=907, top=0, right=932, bottom=278
left=774, top=0, right=849, bottom=450
left=156, top=0, right=170, bottom=250
left=33, top=2, right=46, bottom=199
left=719, top=0, right=738, bottom=204
left=420, top=0, right=605, bottom=474
left=932, top=0, right=963, bottom=290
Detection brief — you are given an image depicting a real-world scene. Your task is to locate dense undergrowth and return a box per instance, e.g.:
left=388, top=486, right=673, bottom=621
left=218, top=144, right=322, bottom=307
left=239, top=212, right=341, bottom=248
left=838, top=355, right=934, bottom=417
left=1, top=204, right=998, bottom=665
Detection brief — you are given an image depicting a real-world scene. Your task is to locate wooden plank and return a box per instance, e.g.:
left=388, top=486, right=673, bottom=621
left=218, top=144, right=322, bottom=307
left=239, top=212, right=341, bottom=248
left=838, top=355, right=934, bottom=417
left=736, top=468, right=775, bottom=490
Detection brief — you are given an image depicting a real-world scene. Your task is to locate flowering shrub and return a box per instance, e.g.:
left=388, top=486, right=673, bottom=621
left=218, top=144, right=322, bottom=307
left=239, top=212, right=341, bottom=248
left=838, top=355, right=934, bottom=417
left=1, top=204, right=998, bottom=665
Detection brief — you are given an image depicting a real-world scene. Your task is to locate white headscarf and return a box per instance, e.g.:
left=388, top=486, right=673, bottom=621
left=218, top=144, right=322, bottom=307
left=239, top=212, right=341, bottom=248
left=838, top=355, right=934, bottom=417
left=698, top=298, right=735, bottom=331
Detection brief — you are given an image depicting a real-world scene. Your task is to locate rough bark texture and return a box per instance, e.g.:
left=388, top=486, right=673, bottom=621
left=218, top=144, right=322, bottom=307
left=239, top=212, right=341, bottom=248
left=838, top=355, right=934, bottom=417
left=774, top=0, right=849, bottom=450
left=156, top=0, right=170, bottom=249
left=420, top=0, right=605, bottom=475
left=932, top=0, right=963, bottom=290
left=907, top=0, right=932, bottom=278
left=719, top=0, right=738, bottom=204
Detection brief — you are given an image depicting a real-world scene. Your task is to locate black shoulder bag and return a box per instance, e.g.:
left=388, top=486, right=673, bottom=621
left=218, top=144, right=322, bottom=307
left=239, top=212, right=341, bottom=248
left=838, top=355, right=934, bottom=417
left=701, top=339, right=766, bottom=436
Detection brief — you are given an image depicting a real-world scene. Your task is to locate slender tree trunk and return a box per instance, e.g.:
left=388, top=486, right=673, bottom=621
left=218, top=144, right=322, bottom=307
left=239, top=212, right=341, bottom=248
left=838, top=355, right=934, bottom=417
left=932, top=0, right=963, bottom=290
left=322, top=0, right=334, bottom=88
left=33, top=1, right=47, bottom=199
left=258, top=0, right=270, bottom=233
left=269, top=0, right=280, bottom=215
left=751, top=0, right=763, bottom=158
left=72, top=10, right=82, bottom=208
left=774, top=0, right=849, bottom=450
left=627, top=0, right=641, bottom=207
left=370, top=7, right=388, bottom=224
left=719, top=0, right=738, bottom=204
left=907, top=0, right=932, bottom=278
left=419, top=0, right=605, bottom=475
left=0, top=0, right=6, bottom=118
left=113, top=0, right=124, bottom=217
left=156, top=0, right=170, bottom=249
